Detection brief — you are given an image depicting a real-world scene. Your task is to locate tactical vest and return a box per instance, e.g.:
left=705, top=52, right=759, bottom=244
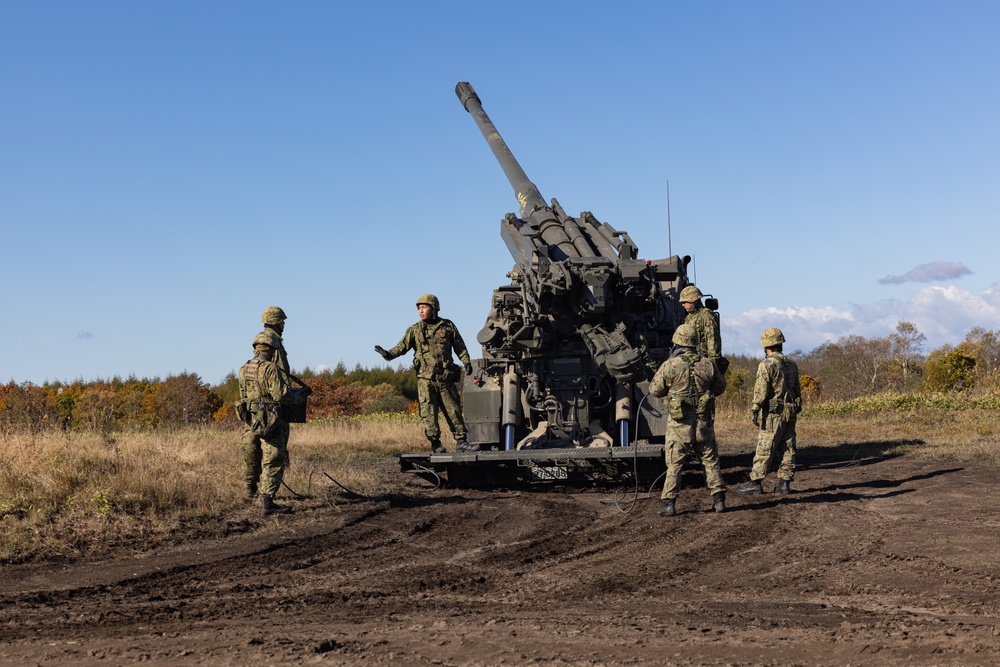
left=415, top=320, right=461, bottom=381
left=666, top=354, right=715, bottom=420
left=767, top=353, right=802, bottom=421
left=240, top=359, right=263, bottom=400
left=238, top=358, right=282, bottom=437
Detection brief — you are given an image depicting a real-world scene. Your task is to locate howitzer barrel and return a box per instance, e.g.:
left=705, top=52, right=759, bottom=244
left=456, top=82, right=546, bottom=217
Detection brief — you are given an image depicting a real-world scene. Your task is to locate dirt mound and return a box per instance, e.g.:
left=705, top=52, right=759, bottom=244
left=2, top=450, right=999, bottom=665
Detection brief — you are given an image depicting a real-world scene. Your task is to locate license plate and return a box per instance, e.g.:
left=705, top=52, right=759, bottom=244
left=531, top=465, right=568, bottom=480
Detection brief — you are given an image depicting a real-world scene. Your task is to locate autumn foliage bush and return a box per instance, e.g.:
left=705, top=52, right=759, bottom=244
left=0, top=363, right=419, bottom=435
left=0, top=373, right=222, bottom=436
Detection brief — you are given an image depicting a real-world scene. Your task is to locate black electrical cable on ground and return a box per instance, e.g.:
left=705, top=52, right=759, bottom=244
left=405, top=461, right=443, bottom=491
left=305, top=467, right=369, bottom=499
left=280, top=479, right=307, bottom=500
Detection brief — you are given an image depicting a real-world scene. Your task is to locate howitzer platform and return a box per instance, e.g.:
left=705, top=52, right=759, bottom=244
left=399, top=445, right=667, bottom=488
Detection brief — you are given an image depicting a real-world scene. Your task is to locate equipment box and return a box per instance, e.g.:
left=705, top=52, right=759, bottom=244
left=286, top=388, right=309, bottom=423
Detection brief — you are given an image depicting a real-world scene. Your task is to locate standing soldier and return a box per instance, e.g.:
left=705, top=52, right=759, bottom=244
left=375, top=294, right=475, bottom=454
left=737, top=327, right=802, bottom=495
left=258, top=306, right=289, bottom=373
left=648, top=323, right=728, bottom=516
left=238, top=333, right=297, bottom=516
left=679, top=285, right=727, bottom=373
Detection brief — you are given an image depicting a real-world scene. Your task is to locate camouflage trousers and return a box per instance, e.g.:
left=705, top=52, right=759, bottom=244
left=750, top=416, right=797, bottom=482
left=417, top=377, right=467, bottom=440
left=241, top=420, right=290, bottom=497
left=661, top=416, right=726, bottom=500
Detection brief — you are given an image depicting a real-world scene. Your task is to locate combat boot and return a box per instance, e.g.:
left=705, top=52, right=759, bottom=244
left=261, top=495, right=292, bottom=516
left=776, top=479, right=791, bottom=495
left=245, top=483, right=258, bottom=500
left=658, top=499, right=676, bottom=516
left=735, top=480, right=764, bottom=495
left=455, top=439, right=480, bottom=452
left=712, top=492, right=726, bottom=513
left=429, top=438, right=446, bottom=454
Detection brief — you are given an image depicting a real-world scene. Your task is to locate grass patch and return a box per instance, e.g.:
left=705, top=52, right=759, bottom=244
left=0, top=415, right=428, bottom=564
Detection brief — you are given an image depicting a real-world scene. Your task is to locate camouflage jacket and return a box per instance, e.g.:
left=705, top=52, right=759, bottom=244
left=239, top=353, right=293, bottom=407
left=649, top=349, right=726, bottom=419
left=384, top=318, right=471, bottom=380
left=684, top=304, right=722, bottom=362
left=752, top=352, right=801, bottom=419
left=253, top=328, right=289, bottom=374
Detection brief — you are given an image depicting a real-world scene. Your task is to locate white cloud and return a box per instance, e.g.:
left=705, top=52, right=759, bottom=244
left=725, top=306, right=856, bottom=355
left=723, top=283, right=1000, bottom=356
left=313, top=364, right=332, bottom=373
left=983, top=284, right=1000, bottom=309
left=878, top=261, right=972, bottom=285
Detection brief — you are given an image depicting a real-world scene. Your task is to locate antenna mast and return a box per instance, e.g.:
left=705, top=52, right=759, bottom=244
left=666, top=180, right=673, bottom=257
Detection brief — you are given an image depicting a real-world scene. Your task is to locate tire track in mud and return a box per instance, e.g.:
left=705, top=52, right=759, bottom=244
left=0, top=501, right=403, bottom=642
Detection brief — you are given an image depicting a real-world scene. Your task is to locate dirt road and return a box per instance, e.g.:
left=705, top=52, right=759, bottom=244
left=2, top=445, right=999, bottom=665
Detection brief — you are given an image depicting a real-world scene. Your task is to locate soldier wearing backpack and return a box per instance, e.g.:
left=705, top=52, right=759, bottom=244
left=648, top=323, right=728, bottom=517
left=237, top=332, right=297, bottom=516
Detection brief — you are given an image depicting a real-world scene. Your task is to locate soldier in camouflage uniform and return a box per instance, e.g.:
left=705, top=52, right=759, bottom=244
left=648, top=323, right=728, bottom=516
left=375, top=294, right=475, bottom=454
left=679, top=285, right=727, bottom=373
left=238, top=332, right=297, bottom=516
left=257, top=306, right=290, bottom=373
left=737, top=327, right=802, bottom=496
left=240, top=307, right=294, bottom=504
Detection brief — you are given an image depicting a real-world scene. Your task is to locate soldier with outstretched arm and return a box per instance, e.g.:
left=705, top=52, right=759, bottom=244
left=375, top=294, right=475, bottom=454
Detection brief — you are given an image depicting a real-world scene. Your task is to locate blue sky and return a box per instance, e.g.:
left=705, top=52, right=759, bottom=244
left=3, top=0, right=999, bottom=385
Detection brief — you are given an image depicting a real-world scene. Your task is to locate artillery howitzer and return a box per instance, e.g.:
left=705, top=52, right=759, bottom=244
left=401, top=83, right=704, bottom=487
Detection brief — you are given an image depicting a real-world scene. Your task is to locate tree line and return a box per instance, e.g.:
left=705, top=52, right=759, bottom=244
left=718, top=322, right=1000, bottom=411
left=2, top=323, right=998, bottom=434
left=0, top=364, right=418, bottom=436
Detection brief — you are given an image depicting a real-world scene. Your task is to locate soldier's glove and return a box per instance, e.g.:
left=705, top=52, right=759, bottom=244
left=751, top=410, right=760, bottom=428
left=374, top=345, right=391, bottom=361
left=464, top=362, right=474, bottom=376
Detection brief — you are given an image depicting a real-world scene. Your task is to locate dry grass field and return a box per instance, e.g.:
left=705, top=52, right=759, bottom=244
left=0, top=415, right=424, bottom=563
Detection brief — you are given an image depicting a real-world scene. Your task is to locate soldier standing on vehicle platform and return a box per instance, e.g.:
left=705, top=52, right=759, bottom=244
left=680, top=285, right=727, bottom=373
left=737, top=327, right=802, bottom=496
left=648, top=323, right=728, bottom=516
left=375, top=294, right=475, bottom=454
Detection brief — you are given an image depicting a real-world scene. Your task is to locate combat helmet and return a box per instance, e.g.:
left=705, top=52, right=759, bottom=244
left=261, top=306, right=287, bottom=325
left=679, top=285, right=703, bottom=303
left=672, top=323, right=699, bottom=348
left=253, top=331, right=279, bottom=349
left=760, top=327, right=786, bottom=348
left=416, top=294, right=440, bottom=313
